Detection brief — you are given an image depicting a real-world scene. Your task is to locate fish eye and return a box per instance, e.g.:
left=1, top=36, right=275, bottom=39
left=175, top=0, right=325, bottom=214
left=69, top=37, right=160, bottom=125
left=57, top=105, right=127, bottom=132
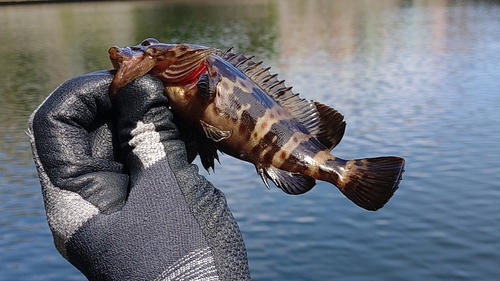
left=141, top=38, right=160, bottom=46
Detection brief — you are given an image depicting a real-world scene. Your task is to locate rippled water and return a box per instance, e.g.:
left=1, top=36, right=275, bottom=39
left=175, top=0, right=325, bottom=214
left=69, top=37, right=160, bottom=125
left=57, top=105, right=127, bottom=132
left=1, top=0, right=499, bottom=280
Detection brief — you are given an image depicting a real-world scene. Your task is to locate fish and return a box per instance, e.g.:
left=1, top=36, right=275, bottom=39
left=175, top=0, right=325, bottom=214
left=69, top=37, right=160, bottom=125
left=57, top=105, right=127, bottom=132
left=108, top=38, right=405, bottom=211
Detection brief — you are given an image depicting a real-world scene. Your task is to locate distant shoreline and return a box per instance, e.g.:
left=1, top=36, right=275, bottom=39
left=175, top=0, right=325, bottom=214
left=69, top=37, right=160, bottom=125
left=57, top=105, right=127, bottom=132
left=0, top=0, right=244, bottom=6
left=0, top=0, right=136, bottom=6
left=0, top=0, right=100, bottom=5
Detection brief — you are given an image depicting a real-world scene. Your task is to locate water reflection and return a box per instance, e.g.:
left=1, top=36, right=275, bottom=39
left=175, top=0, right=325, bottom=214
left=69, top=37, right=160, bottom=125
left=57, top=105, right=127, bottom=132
left=0, top=0, right=280, bottom=163
left=131, top=1, right=279, bottom=57
left=1, top=0, right=500, bottom=280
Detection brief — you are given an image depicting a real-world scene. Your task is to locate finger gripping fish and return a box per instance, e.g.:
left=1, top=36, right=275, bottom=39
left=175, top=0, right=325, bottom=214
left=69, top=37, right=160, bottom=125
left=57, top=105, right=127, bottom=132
left=109, top=38, right=405, bottom=211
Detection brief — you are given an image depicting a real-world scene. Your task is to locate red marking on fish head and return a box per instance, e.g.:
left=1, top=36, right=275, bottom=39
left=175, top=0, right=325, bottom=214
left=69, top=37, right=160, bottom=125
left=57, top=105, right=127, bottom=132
left=168, top=62, right=208, bottom=86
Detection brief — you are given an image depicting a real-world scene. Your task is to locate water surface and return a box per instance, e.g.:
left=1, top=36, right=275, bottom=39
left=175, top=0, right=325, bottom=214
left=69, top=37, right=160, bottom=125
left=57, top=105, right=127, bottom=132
left=1, top=0, right=499, bottom=280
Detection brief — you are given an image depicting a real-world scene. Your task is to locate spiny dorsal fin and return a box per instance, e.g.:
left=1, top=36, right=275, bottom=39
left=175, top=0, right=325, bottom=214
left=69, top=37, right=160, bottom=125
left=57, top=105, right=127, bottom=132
left=219, top=48, right=346, bottom=150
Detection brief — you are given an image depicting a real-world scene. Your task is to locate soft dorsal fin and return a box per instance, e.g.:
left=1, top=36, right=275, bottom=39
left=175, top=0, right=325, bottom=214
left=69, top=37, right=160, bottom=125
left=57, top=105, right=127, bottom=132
left=218, top=48, right=346, bottom=150
left=313, top=102, right=346, bottom=150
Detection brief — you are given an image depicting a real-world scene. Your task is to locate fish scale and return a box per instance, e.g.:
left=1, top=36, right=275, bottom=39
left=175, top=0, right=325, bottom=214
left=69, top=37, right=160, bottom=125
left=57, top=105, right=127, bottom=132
left=108, top=38, right=405, bottom=211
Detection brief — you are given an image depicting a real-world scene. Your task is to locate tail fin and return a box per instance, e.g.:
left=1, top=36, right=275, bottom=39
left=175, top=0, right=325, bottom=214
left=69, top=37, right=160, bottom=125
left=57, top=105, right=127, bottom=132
left=335, top=157, right=405, bottom=211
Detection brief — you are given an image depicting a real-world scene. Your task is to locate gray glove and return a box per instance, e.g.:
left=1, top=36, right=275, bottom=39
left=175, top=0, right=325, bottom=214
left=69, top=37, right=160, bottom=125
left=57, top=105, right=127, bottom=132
left=28, top=70, right=250, bottom=280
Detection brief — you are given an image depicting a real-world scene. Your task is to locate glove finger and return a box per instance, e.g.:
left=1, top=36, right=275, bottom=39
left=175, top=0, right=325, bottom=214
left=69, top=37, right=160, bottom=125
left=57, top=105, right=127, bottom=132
left=111, top=74, right=186, bottom=175
left=30, top=70, right=128, bottom=214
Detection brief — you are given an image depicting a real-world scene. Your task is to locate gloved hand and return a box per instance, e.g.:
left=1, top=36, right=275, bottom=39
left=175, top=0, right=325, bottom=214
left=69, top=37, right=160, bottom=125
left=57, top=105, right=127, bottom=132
left=28, top=70, right=250, bottom=280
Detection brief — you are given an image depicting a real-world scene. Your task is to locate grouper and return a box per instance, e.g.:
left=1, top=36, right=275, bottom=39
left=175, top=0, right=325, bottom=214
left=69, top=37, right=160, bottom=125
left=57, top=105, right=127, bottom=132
left=108, top=38, right=405, bottom=211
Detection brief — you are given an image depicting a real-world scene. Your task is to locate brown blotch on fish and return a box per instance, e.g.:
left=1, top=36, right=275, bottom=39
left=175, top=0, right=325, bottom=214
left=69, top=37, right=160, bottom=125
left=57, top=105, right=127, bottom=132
left=109, top=38, right=406, bottom=211
left=280, top=152, right=287, bottom=160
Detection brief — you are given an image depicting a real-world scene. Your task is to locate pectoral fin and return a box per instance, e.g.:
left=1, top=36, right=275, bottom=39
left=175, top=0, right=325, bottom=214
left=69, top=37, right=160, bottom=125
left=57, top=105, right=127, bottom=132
left=197, top=73, right=216, bottom=103
left=200, top=120, right=231, bottom=142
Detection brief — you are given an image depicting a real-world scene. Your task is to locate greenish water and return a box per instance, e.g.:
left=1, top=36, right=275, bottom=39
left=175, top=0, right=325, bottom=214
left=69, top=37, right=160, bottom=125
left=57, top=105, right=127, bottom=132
left=1, top=0, right=500, bottom=280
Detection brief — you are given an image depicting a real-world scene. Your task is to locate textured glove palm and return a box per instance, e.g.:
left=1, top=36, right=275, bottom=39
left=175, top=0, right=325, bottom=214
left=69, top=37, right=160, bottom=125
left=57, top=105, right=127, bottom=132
left=29, top=71, right=250, bottom=280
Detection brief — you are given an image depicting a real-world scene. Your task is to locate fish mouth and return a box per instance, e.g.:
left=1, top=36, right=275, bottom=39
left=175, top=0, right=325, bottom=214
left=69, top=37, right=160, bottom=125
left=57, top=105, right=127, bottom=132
left=108, top=38, right=216, bottom=98
left=108, top=45, right=157, bottom=98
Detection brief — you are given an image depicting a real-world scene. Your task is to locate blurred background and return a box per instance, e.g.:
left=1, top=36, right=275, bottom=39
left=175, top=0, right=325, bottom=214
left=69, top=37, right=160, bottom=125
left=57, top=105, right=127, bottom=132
left=1, top=0, right=499, bottom=280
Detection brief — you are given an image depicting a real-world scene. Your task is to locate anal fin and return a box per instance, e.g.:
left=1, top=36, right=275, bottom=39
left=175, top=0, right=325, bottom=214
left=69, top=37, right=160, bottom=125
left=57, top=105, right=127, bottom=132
left=260, top=166, right=316, bottom=195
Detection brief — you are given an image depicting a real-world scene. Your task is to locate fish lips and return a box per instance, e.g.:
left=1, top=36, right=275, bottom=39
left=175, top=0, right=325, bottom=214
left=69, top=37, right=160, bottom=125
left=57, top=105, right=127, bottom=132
left=108, top=46, right=157, bottom=98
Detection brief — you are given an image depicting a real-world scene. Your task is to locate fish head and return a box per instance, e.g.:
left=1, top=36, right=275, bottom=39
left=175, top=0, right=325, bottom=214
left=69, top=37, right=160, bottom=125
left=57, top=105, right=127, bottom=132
left=108, top=38, right=215, bottom=97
